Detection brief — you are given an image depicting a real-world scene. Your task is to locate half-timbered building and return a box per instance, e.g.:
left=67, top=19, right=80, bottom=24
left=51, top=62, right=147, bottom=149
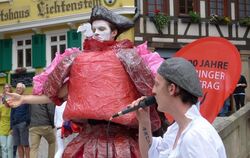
left=134, top=0, right=250, bottom=99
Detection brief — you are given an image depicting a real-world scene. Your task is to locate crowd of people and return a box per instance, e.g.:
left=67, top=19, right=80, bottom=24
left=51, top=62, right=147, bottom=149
left=0, top=82, right=62, bottom=158
left=1, top=78, right=243, bottom=157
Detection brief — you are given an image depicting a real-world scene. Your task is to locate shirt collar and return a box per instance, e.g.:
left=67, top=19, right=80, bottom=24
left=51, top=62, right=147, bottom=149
left=185, top=104, right=201, bottom=120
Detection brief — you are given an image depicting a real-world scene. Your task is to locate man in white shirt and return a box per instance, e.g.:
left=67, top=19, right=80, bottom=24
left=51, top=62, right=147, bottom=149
left=133, top=57, right=227, bottom=158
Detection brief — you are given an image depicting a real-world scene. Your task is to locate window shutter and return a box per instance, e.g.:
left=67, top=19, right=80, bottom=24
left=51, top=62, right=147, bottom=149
left=67, top=29, right=82, bottom=49
left=0, top=39, right=12, bottom=71
left=32, top=34, right=46, bottom=68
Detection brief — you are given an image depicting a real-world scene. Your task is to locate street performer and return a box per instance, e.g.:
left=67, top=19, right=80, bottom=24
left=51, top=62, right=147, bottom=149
left=7, top=6, right=163, bottom=158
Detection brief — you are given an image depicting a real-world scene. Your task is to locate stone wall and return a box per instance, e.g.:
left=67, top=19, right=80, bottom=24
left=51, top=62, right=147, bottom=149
left=213, top=103, right=250, bottom=158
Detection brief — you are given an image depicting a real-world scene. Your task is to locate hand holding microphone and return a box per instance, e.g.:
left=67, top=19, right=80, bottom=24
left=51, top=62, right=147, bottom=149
left=111, top=96, right=156, bottom=119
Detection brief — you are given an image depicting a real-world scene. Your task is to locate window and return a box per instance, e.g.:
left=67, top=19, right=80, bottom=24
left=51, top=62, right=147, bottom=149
left=179, top=0, right=194, bottom=14
left=49, top=34, right=66, bottom=62
left=178, top=0, right=199, bottom=15
left=208, top=0, right=228, bottom=16
left=146, top=0, right=168, bottom=16
left=46, top=30, right=67, bottom=66
left=16, top=39, right=32, bottom=68
left=238, top=0, right=250, bottom=18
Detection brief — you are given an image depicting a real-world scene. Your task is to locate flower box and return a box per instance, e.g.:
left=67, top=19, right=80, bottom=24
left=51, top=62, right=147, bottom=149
left=209, top=14, right=231, bottom=25
left=149, top=9, right=170, bottom=34
left=180, top=11, right=201, bottom=23
left=239, top=17, right=250, bottom=27
left=15, top=67, right=27, bottom=74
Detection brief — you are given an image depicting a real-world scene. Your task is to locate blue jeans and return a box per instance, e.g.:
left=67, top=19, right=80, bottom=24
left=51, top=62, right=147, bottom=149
left=0, top=135, right=13, bottom=158
left=219, top=99, right=230, bottom=116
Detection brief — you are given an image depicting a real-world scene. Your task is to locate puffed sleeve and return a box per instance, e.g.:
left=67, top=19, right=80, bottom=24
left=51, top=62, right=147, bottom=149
left=43, top=52, right=80, bottom=105
left=116, top=48, right=154, bottom=96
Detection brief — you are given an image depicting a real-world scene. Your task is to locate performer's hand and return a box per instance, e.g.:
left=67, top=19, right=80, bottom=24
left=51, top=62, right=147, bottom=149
left=6, top=92, right=23, bottom=108
left=131, top=96, right=151, bottom=124
left=77, top=23, right=93, bottom=37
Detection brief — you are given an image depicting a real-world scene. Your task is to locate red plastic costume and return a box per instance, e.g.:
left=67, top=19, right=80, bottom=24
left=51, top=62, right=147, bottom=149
left=43, top=38, right=161, bottom=158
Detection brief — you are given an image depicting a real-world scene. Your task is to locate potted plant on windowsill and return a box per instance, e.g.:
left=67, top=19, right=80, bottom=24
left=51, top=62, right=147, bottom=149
left=189, top=11, right=201, bottom=23
left=150, top=9, right=170, bottom=34
left=239, top=17, right=250, bottom=27
left=180, top=11, right=201, bottom=23
left=209, top=14, right=231, bottom=25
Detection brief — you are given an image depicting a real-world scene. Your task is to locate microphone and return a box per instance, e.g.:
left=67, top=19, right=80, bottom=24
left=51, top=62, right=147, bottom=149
left=111, top=96, right=156, bottom=119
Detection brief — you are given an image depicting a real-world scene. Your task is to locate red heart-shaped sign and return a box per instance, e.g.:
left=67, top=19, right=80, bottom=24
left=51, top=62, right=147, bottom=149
left=175, top=37, right=241, bottom=123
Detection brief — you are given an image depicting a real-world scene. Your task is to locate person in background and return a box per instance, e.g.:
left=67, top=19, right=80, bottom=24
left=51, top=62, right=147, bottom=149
left=0, top=84, right=13, bottom=158
left=29, top=103, right=55, bottom=158
left=54, top=101, right=67, bottom=158
left=233, top=74, right=247, bottom=111
left=218, top=96, right=231, bottom=117
left=13, top=146, right=17, bottom=158
left=133, top=57, right=227, bottom=158
left=10, top=83, right=30, bottom=158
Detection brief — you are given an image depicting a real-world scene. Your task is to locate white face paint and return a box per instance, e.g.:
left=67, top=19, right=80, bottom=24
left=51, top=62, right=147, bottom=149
left=92, top=20, right=113, bottom=41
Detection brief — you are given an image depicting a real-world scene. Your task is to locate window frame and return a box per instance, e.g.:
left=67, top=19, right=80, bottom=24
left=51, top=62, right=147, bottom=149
left=176, top=0, right=200, bottom=16
left=235, top=0, right=250, bottom=19
left=12, top=35, right=33, bottom=70
left=207, top=0, right=229, bottom=17
left=45, top=29, right=67, bottom=67
left=145, top=0, right=169, bottom=17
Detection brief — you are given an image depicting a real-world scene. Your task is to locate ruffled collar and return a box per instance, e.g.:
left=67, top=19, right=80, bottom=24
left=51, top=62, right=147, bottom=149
left=83, top=38, right=134, bottom=51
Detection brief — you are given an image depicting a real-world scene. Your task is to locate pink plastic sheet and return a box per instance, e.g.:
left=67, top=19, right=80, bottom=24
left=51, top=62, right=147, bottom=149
left=32, top=48, right=81, bottom=95
left=136, top=42, right=164, bottom=77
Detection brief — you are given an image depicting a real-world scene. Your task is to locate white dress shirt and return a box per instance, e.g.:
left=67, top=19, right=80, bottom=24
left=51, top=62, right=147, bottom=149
left=148, top=105, right=227, bottom=158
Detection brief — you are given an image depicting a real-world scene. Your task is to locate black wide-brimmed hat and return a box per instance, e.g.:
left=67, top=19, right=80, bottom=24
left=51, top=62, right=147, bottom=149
left=90, top=6, right=134, bottom=36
